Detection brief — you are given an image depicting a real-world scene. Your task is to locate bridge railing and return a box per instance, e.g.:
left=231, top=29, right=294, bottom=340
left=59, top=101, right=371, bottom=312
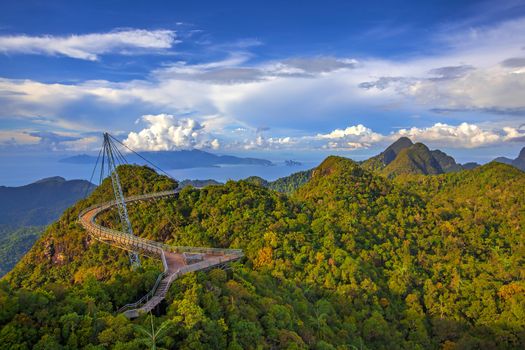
left=78, top=189, right=179, bottom=218
left=117, top=268, right=166, bottom=313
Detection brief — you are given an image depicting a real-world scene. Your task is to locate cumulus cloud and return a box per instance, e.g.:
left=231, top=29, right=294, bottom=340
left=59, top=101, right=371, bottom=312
left=393, top=122, right=501, bottom=148
left=316, top=124, right=380, bottom=140
left=123, top=114, right=219, bottom=151
left=0, top=29, right=177, bottom=60
left=314, top=124, right=383, bottom=149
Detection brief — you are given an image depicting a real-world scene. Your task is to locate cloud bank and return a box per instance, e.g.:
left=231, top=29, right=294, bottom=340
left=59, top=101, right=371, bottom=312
left=0, top=17, right=524, bottom=158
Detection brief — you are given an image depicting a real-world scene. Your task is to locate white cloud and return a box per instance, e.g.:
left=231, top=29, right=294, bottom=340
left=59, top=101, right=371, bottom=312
left=241, top=135, right=295, bottom=150
left=313, top=124, right=383, bottom=149
left=316, top=124, right=381, bottom=140
left=393, top=122, right=501, bottom=148
left=0, top=29, right=176, bottom=60
left=123, top=114, right=219, bottom=151
left=251, top=122, right=521, bottom=151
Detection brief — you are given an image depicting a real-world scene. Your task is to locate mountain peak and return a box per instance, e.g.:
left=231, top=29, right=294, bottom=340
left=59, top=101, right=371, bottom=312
left=34, top=176, right=66, bottom=184
left=383, top=137, right=414, bottom=164
left=389, top=137, right=414, bottom=150
left=362, top=138, right=467, bottom=177
left=361, top=137, right=414, bottom=171
left=314, top=156, right=358, bottom=177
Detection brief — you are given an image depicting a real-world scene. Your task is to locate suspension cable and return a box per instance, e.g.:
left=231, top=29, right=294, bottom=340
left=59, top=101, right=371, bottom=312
left=108, top=134, right=175, bottom=180
left=110, top=134, right=180, bottom=235
left=84, top=146, right=103, bottom=199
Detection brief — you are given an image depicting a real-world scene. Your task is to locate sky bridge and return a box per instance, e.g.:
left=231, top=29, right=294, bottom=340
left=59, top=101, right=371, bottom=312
left=78, top=134, right=243, bottom=318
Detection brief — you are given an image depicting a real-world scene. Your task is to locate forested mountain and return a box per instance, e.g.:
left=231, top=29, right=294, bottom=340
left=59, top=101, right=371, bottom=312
left=361, top=136, right=414, bottom=172
left=1, top=159, right=524, bottom=349
left=362, top=138, right=477, bottom=177
left=0, top=177, right=95, bottom=277
left=493, top=147, right=525, bottom=171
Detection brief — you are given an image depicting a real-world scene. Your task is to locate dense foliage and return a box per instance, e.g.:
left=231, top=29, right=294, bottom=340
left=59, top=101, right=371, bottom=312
left=244, top=169, right=313, bottom=194
left=268, top=169, right=313, bottom=193
left=0, top=226, right=43, bottom=277
left=1, top=159, right=524, bottom=349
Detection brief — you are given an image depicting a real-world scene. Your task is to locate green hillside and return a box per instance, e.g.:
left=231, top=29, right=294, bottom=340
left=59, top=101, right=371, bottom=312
left=381, top=143, right=444, bottom=177
left=362, top=138, right=467, bottom=177
left=245, top=169, right=313, bottom=194
left=1, top=159, right=524, bottom=349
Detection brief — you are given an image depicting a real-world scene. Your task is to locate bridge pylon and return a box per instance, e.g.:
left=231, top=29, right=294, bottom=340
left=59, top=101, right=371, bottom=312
left=100, top=132, right=140, bottom=268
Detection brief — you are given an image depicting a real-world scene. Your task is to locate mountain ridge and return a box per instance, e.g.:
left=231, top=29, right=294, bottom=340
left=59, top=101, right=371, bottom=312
left=362, top=137, right=482, bottom=177
left=0, top=176, right=95, bottom=226
left=60, top=149, right=273, bottom=169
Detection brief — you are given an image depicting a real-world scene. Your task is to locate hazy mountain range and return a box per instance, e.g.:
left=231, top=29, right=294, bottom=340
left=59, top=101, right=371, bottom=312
left=60, top=149, right=273, bottom=169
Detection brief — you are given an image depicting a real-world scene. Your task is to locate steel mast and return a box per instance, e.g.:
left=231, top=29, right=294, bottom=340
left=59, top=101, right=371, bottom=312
left=102, top=132, right=141, bottom=268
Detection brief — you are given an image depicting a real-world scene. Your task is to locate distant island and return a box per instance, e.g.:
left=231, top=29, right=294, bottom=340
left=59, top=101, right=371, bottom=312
left=285, top=160, right=302, bottom=166
left=60, top=149, right=273, bottom=169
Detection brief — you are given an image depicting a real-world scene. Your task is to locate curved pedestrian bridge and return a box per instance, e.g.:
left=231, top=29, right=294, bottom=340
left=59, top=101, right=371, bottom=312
left=78, top=189, right=243, bottom=318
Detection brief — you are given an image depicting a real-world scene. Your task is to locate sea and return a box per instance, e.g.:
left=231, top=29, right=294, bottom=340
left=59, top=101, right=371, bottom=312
left=0, top=153, right=320, bottom=187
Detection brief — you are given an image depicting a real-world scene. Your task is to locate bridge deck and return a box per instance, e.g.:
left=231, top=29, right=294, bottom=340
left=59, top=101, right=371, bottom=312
left=78, top=190, right=243, bottom=318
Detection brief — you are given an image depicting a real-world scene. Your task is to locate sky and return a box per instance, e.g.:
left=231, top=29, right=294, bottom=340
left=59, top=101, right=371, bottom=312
left=0, top=0, right=525, bottom=164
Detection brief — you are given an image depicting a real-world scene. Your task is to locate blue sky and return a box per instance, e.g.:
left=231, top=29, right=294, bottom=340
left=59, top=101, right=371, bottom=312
left=0, top=0, right=524, bottom=163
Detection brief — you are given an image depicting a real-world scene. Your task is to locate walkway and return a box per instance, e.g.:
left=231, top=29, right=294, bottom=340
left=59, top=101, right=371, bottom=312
left=78, top=189, right=243, bottom=318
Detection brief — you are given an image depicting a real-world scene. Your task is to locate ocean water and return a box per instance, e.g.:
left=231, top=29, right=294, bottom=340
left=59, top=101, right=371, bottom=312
left=0, top=153, right=317, bottom=187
